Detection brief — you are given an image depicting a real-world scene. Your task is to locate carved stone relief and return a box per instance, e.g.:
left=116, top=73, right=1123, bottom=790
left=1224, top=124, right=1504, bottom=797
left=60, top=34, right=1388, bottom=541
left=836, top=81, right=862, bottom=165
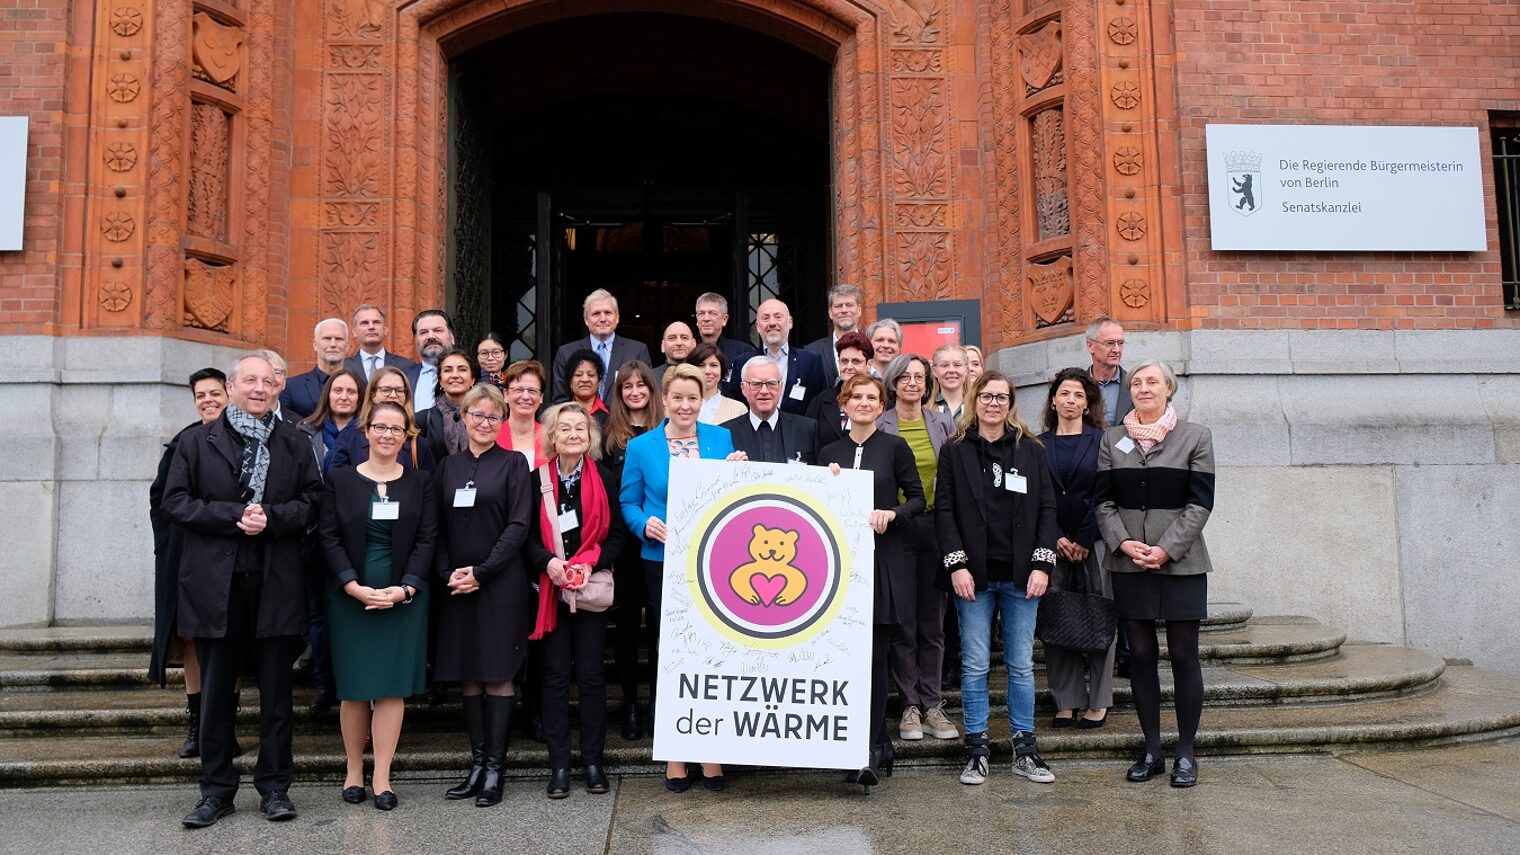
left=104, top=142, right=138, bottom=172
left=100, top=281, right=134, bottom=313
left=888, top=0, right=940, bottom=44
left=1018, top=22, right=1063, bottom=94
left=111, top=7, right=144, bottom=37
left=1032, top=108, right=1069, bottom=241
left=1120, top=278, right=1151, bottom=308
left=1029, top=256, right=1074, bottom=327
left=192, top=12, right=244, bottom=91
left=1108, top=17, right=1137, bottom=46
left=102, top=212, right=136, bottom=242
left=1110, top=80, right=1140, bottom=110
left=184, top=258, right=235, bottom=331
left=1117, top=211, right=1146, bottom=241
left=1113, top=145, right=1143, bottom=176
left=107, top=73, right=141, bottom=103
left=187, top=103, right=229, bottom=241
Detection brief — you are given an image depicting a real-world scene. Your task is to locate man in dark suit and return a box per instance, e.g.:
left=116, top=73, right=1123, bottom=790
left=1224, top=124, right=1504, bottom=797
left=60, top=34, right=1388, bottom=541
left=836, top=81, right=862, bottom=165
left=1082, top=316, right=1132, bottom=427
left=756, top=297, right=826, bottom=415
left=723, top=356, right=817, bottom=465
left=550, top=288, right=650, bottom=403
left=278, top=318, right=350, bottom=421
left=343, top=303, right=417, bottom=384
left=404, top=308, right=455, bottom=412
left=695, top=291, right=756, bottom=396
left=162, top=353, right=322, bottom=829
left=803, top=283, right=864, bottom=390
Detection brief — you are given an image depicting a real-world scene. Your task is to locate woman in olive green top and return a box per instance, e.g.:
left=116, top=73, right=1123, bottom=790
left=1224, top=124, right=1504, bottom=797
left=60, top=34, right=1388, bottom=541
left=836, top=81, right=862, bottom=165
left=319, top=401, right=437, bottom=811
left=877, top=353, right=958, bottom=743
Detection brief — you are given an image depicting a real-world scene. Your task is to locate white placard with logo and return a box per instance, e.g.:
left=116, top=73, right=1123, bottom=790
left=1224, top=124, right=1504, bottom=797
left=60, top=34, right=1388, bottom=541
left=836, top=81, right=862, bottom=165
left=653, top=458, right=874, bottom=769
left=0, top=117, right=28, bottom=252
left=1206, top=124, right=1486, bottom=251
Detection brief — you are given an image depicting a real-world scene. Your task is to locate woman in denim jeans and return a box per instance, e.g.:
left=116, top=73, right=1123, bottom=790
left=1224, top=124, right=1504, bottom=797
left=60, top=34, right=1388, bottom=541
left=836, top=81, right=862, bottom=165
left=934, top=371, right=1060, bottom=785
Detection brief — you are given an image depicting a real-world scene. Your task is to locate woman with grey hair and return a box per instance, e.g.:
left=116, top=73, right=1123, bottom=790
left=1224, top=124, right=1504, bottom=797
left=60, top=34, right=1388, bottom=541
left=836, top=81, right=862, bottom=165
left=1094, top=358, right=1215, bottom=789
left=865, top=318, right=902, bottom=378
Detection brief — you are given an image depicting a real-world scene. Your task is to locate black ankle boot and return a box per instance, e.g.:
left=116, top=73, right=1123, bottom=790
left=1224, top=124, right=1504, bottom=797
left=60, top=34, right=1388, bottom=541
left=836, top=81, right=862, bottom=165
left=475, top=695, right=517, bottom=807
left=178, top=693, right=201, bottom=759
left=445, top=695, right=486, bottom=800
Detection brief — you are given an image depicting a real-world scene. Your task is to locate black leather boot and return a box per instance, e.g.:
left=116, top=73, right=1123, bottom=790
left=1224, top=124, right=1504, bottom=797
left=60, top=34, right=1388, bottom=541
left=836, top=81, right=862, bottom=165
left=178, top=693, right=201, bottom=759
left=474, top=695, right=516, bottom=807
left=444, top=695, right=486, bottom=800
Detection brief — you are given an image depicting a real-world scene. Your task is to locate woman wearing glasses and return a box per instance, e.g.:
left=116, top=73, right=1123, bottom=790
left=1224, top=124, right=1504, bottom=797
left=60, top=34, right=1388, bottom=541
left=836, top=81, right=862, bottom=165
left=318, top=401, right=436, bottom=811
left=476, top=333, right=509, bottom=388
left=329, top=366, right=436, bottom=471
left=495, top=360, right=548, bottom=469
left=433, top=383, right=534, bottom=806
left=935, top=371, right=1060, bottom=787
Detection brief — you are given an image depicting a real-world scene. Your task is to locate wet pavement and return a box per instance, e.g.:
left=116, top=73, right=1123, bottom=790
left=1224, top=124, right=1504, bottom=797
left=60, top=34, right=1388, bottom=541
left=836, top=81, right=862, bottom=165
left=1, top=740, right=1517, bottom=854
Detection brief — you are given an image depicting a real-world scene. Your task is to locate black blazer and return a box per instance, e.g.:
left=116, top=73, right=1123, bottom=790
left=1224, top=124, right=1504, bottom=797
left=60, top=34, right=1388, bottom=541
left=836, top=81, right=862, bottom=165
left=161, top=414, right=323, bottom=639
left=523, top=461, right=628, bottom=574
left=806, top=382, right=848, bottom=454
left=319, top=466, right=437, bottom=593
left=551, top=335, right=651, bottom=403
left=330, top=427, right=436, bottom=472
left=803, top=334, right=840, bottom=388
left=715, top=336, right=759, bottom=397
left=1037, top=425, right=1103, bottom=549
left=933, top=429, right=1059, bottom=593
left=344, top=350, right=417, bottom=385
left=722, top=410, right=818, bottom=465
left=279, top=367, right=331, bottom=421
left=148, top=422, right=198, bottom=685
left=772, top=345, right=827, bottom=415
left=818, top=430, right=924, bottom=626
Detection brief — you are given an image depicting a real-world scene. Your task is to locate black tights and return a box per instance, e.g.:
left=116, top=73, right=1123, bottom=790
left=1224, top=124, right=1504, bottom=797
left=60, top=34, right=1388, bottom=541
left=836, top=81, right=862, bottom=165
left=1123, top=619, right=1203, bottom=760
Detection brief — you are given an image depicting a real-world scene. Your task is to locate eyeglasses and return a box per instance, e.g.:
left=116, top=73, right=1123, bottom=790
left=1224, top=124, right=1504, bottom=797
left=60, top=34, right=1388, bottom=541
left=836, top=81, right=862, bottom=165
left=373, top=385, right=407, bottom=398
left=368, top=424, right=406, bottom=436
left=1090, top=338, right=1125, bottom=348
left=477, top=349, right=505, bottom=359
left=977, top=392, right=1012, bottom=404
left=507, top=386, right=541, bottom=397
left=466, top=410, right=504, bottom=425
left=898, top=373, right=927, bottom=384
left=837, top=356, right=867, bottom=366
left=744, top=380, right=782, bottom=390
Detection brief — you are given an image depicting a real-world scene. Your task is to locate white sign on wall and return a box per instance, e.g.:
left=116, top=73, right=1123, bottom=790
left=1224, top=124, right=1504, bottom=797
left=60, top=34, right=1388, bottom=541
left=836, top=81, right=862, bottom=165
left=1206, top=124, right=1486, bottom=251
left=0, top=117, right=28, bottom=252
left=653, top=458, right=874, bottom=770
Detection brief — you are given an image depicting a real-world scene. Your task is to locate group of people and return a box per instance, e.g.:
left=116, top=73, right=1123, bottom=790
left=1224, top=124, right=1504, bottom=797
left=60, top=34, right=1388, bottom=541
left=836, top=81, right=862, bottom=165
left=149, top=288, right=1215, bottom=829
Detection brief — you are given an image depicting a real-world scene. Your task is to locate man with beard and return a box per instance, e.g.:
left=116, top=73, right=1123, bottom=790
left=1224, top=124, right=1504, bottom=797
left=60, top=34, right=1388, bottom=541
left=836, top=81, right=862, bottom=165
left=279, top=319, right=350, bottom=421
left=804, top=283, right=864, bottom=389
left=164, top=353, right=322, bottom=828
left=405, top=309, right=456, bottom=412
left=694, top=292, right=756, bottom=397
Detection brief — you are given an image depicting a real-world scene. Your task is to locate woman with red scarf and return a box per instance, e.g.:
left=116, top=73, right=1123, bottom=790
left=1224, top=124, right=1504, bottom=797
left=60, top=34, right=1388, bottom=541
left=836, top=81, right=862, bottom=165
left=524, top=402, right=626, bottom=799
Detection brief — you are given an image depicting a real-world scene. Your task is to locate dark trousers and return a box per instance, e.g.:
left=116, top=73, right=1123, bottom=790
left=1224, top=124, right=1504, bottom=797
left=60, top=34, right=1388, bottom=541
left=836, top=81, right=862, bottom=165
left=302, top=566, right=332, bottom=698
left=543, top=603, right=610, bottom=767
left=889, top=515, right=946, bottom=709
left=611, top=550, right=650, bottom=705
left=193, top=572, right=304, bottom=801
left=643, top=560, right=666, bottom=711
left=870, top=624, right=891, bottom=746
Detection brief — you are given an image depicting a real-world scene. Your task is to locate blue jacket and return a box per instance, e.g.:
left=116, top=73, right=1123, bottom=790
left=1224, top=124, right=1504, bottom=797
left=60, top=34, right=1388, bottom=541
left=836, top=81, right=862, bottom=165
left=619, top=420, right=735, bottom=562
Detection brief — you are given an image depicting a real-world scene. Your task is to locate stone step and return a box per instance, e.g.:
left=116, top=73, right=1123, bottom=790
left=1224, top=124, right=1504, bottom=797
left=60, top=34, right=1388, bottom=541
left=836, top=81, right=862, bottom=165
left=1200, top=601, right=1252, bottom=632
left=0, top=644, right=1445, bottom=736
left=0, top=616, right=1342, bottom=689
left=1, top=665, right=1514, bottom=787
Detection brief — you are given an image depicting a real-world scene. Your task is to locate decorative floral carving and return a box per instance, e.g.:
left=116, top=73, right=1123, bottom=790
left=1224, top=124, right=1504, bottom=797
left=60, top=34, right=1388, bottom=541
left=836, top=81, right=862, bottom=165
left=324, top=74, right=384, bottom=197
left=1117, top=211, right=1147, bottom=241
left=1032, top=109, right=1069, bottom=240
left=890, top=49, right=943, bottom=73
left=100, top=281, right=133, bottom=312
left=187, top=103, right=229, bottom=241
left=1120, top=278, right=1151, bottom=308
left=1108, top=17, right=1138, bottom=46
left=191, top=12, right=244, bottom=90
left=985, top=1, right=1024, bottom=335
left=896, top=232, right=952, bottom=301
left=890, top=78, right=948, bottom=198
left=888, top=0, right=940, bottom=44
left=1065, top=0, right=1110, bottom=323
left=328, top=0, right=386, bottom=40
left=1018, top=22, right=1063, bottom=94
left=106, top=73, right=141, bottom=103
left=329, top=44, right=381, bottom=69
left=1028, top=256, right=1074, bottom=327
left=1113, top=145, right=1143, bottom=176
left=324, top=202, right=380, bottom=228
left=895, top=203, right=947, bottom=228
left=102, top=212, right=136, bottom=242
left=1110, top=80, right=1141, bottom=110
left=142, top=0, right=190, bottom=330
left=104, top=142, right=137, bottom=172
left=184, top=258, right=235, bottom=331
left=111, top=7, right=144, bottom=37
left=321, top=232, right=380, bottom=314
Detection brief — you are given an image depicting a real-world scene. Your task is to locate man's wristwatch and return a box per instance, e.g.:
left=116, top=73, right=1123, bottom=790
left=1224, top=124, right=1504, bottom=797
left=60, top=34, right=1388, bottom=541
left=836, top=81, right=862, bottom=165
left=401, top=585, right=415, bottom=605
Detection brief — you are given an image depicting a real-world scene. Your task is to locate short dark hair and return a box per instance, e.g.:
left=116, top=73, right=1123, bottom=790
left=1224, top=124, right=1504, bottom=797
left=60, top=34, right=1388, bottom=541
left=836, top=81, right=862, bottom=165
left=411, top=308, right=454, bottom=336
left=188, top=367, right=226, bottom=389
left=689, top=341, right=728, bottom=377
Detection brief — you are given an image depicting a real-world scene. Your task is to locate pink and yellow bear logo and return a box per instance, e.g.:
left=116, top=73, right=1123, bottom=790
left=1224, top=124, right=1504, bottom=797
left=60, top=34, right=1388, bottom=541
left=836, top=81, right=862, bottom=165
left=729, top=524, right=808, bottom=607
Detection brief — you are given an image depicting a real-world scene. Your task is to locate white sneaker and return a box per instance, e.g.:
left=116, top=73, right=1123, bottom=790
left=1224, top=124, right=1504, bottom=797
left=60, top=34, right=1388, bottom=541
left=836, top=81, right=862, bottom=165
left=899, top=705, right=924, bottom=741
left=1012, top=752, right=1056, bottom=784
left=923, top=703, right=959, bottom=739
left=959, top=754, right=988, bottom=785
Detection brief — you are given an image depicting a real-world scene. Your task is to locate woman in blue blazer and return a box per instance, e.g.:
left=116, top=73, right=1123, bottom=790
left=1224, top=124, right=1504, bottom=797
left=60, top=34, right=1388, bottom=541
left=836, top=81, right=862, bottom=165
left=1038, top=368, right=1114, bottom=729
left=619, top=363, right=737, bottom=792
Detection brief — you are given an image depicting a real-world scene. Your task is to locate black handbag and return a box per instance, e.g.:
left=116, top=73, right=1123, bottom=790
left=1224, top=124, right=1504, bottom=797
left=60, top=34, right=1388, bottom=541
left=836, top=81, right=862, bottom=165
left=1036, top=554, right=1117, bottom=654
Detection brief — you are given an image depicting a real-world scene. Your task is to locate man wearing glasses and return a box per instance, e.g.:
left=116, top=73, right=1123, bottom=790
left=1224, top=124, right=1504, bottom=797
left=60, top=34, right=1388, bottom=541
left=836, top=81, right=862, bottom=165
left=722, top=356, right=817, bottom=465
left=1083, top=317, right=1132, bottom=427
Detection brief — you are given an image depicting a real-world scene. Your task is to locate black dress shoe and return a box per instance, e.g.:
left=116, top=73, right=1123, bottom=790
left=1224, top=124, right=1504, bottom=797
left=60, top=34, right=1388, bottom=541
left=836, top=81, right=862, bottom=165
left=585, top=764, right=610, bottom=794
left=1126, top=752, right=1166, bottom=782
left=1051, top=714, right=1075, bottom=729
left=260, top=790, right=298, bottom=821
left=181, top=796, right=234, bottom=829
left=373, top=790, right=398, bottom=811
left=1077, top=712, right=1108, bottom=730
left=546, top=768, right=571, bottom=799
left=1170, top=757, right=1198, bottom=788
left=620, top=704, right=644, bottom=741
left=309, top=693, right=336, bottom=714
left=342, top=785, right=366, bottom=804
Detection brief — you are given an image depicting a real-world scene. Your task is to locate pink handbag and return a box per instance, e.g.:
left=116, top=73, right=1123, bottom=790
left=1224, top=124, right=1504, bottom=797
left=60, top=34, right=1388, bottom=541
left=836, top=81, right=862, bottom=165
left=538, top=465, right=614, bottom=613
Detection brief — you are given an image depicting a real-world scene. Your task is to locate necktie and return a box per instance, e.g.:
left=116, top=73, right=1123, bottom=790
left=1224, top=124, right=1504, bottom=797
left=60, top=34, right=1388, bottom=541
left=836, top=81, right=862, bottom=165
left=596, top=340, right=611, bottom=397
left=366, top=354, right=379, bottom=380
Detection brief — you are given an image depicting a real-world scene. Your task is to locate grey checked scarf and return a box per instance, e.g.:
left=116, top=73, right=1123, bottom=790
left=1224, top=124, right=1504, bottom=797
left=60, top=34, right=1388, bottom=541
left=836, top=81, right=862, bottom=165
left=225, top=403, right=275, bottom=503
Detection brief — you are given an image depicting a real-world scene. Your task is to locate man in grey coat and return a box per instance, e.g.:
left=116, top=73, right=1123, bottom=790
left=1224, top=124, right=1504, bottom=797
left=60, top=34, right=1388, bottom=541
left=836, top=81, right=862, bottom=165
left=1084, top=317, right=1132, bottom=427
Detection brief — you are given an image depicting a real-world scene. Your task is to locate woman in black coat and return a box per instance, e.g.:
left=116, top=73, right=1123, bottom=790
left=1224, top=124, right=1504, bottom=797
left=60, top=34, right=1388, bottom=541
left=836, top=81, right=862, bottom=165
left=432, top=383, right=534, bottom=807
left=819, top=373, right=925, bottom=790
left=934, top=371, right=1059, bottom=787
left=807, top=331, right=873, bottom=454
left=148, top=367, right=227, bottom=759
left=1038, top=368, right=1114, bottom=730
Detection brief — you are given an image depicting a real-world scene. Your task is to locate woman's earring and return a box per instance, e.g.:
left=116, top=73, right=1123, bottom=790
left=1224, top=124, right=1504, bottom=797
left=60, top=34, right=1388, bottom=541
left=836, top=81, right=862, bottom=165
left=1083, top=408, right=1089, bottom=415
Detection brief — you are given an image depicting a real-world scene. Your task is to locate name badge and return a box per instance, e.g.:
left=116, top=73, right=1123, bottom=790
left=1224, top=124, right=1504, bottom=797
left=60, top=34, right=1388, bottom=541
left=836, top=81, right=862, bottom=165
left=789, top=382, right=807, bottom=401
left=1005, top=471, right=1028, bottom=494
left=1115, top=436, right=1136, bottom=454
left=558, top=508, right=579, bottom=532
left=453, top=482, right=477, bottom=508
left=371, top=499, right=400, bottom=520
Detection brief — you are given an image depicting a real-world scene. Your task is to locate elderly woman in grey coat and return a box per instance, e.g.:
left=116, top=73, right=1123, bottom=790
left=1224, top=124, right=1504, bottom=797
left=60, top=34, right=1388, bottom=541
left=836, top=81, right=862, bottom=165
left=1093, top=359, right=1214, bottom=789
